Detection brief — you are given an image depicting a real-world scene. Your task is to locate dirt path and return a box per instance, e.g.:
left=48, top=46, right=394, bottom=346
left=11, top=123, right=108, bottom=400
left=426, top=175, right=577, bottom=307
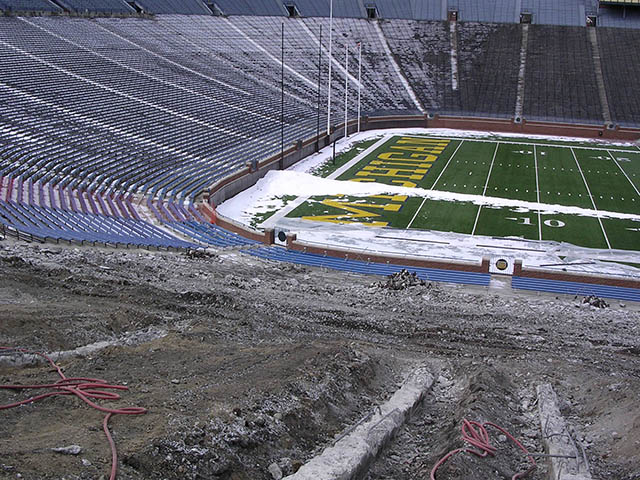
left=0, top=239, right=638, bottom=480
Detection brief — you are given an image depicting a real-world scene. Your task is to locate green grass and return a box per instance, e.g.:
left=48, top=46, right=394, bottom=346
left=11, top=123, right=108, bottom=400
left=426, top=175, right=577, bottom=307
left=540, top=213, right=608, bottom=249
left=411, top=132, right=640, bottom=151
left=609, top=151, right=640, bottom=192
left=536, top=146, right=592, bottom=208
left=486, top=144, right=537, bottom=202
left=432, top=140, right=494, bottom=194
left=280, top=135, right=640, bottom=252
left=574, top=148, right=640, bottom=214
left=474, top=206, right=539, bottom=240
left=601, top=218, right=640, bottom=251
left=409, top=200, right=478, bottom=233
left=312, top=138, right=381, bottom=178
left=250, top=195, right=297, bottom=228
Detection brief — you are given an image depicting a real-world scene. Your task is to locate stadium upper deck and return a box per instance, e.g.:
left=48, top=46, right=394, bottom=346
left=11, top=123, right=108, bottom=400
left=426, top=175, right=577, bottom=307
left=0, top=0, right=639, bottom=29
left=0, top=1, right=638, bottom=250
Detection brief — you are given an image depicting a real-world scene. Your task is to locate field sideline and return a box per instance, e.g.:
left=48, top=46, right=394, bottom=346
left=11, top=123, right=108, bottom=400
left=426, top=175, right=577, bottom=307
left=285, top=134, right=640, bottom=252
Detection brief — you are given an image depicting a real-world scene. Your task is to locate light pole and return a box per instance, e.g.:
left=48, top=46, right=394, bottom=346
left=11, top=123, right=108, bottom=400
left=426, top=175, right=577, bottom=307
left=357, top=41, right=362, bottom=133
left=326, top=0, right=333, bottom=136
left=344, top=43, right=348, bottom=140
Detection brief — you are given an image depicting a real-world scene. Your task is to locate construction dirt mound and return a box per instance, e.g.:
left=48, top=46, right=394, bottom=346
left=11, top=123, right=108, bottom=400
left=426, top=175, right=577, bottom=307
left=1, top=239, right=639, bottom=480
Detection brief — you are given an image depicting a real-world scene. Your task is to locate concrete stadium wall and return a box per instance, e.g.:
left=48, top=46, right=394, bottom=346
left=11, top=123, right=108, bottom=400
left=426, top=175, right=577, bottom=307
left=286, top=233, right=491, bottom=273
left=513, top=260, right=640, bottom=290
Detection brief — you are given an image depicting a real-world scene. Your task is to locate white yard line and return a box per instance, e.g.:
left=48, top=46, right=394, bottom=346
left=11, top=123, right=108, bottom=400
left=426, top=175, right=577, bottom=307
left=401, top=134, right=637, bottom=154
left=534, top=145, right=542, bottom=241
left=327, top=136, right=390, bottom=180
left=471, top=142, right=500, bottom=235
left=260, top=135, right=390, bottom=228
left=429, top=140, right=465, bottom=189
left=607, top=149, right=640, bottom=197
left=570, top=147, right=611, bottom=249
left=406, top=139, right=465, bottom=231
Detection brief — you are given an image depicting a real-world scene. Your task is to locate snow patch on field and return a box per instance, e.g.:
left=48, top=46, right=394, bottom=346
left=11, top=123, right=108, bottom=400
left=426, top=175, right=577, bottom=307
left=225, top=169, right=640, bottom=222
left=217, top=128, right=640, bottom=277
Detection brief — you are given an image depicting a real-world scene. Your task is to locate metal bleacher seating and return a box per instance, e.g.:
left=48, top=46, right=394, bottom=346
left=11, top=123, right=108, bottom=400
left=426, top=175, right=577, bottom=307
left=512, top=276, right=640, bottom=302
left=597, top=27, right=640, bottom=126
left=379, top=20, right=451, bottom=114
left=246, top=246, right=492, bottom=287
left=523, top=25, right=604, bottom=123
left=57, top=0, right=134, bottom=14
left=134, top=0, right=210, bottom=15
left=0, top=0, right=61, bottom=12
left=457, top=22, right=521, bottom=117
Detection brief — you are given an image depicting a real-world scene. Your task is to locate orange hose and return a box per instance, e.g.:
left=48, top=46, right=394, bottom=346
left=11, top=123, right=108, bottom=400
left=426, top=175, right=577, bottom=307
left=430, top=419, right=536, bottom=480
left=0, top=347, right=147, bottom=480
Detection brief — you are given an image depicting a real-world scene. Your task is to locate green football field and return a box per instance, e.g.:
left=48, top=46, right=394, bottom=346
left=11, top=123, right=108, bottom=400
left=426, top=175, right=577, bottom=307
left=285, top=134, right=640, bottom=251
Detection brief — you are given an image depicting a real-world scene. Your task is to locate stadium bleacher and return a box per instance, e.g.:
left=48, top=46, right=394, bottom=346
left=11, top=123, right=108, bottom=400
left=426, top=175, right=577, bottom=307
left=0, top=0, right=61, bottom=12
left=57, top=0, right=134, bottom=14
left=597, top=27, right=640, bottom=125
left=523, top=25, right=604, bottom=123
left=0, top=1, right=637, bottom=289
left=134, top=0, right=210, bottom=15
left=457, top=22, right=521, bottom=117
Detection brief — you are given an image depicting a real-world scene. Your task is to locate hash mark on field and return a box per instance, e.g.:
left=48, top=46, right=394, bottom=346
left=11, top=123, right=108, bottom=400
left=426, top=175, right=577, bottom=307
left=607, top=149, right=640, bottom=198
left=402, top=134, right=636, bottom=154
left=472, top=142, right=500, bottom=236
left=571, top=147, right=611, bottom=249
left=407, top=139, right=465, bottom=230
left=429, top=140, right=465, bottom=190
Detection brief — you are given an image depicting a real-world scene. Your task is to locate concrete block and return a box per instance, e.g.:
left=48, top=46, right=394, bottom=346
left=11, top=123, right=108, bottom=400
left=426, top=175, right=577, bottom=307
left=537, top=384, right=592, bottom=480
left=283, top=366, right=434, bottom=480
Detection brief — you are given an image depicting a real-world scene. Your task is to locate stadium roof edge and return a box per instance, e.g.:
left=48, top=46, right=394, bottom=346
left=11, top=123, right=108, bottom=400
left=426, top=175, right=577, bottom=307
left=0, top=0, right=639, bottom=28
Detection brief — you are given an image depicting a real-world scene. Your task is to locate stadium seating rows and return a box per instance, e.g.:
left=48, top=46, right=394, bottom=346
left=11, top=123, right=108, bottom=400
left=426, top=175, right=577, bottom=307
left=0, top=12, right=638, bottom=298
left=246, top=246, right=492, bottom=286
left=524, top=25, right=603, bottom=123
left=512, top=276, right=640, bottom=302
left=1, top=13, right=636, bottom=209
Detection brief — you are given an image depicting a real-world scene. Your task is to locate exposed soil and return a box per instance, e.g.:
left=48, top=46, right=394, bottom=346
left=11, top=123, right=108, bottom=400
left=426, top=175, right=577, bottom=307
left=0, top=238, right=639, bottom=480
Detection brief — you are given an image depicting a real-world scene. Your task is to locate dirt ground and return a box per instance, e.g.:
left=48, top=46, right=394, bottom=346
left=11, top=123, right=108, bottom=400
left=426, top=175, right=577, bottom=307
left=0, top=238, right=639, bottom=480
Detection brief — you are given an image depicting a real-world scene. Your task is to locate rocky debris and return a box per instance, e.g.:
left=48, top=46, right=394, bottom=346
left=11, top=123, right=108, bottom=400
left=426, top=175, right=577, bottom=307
left=184, top=249, right=215, bottom=260
left=268, top=462, right=283, bottom=480
left=0, top=240, right=639, bottom=480
left=583, top=295, right=609, bottom=309
left=51, top=445, right=82, bottom=455
left=379, top=269, right=428, bottom=290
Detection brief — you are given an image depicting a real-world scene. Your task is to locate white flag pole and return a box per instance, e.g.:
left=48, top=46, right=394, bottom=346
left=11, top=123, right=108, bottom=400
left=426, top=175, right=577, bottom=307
left=357, top=41, right=362, bottom=133
left=344, top=43, right=348, bottom=139
left=326, top=0, right=333, bottom=136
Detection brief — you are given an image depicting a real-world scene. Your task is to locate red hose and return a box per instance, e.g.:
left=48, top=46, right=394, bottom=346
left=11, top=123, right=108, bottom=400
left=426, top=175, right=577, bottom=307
left=0, top=347, right=147, bottom=480
left=430, top=419, right=536, bottom=480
